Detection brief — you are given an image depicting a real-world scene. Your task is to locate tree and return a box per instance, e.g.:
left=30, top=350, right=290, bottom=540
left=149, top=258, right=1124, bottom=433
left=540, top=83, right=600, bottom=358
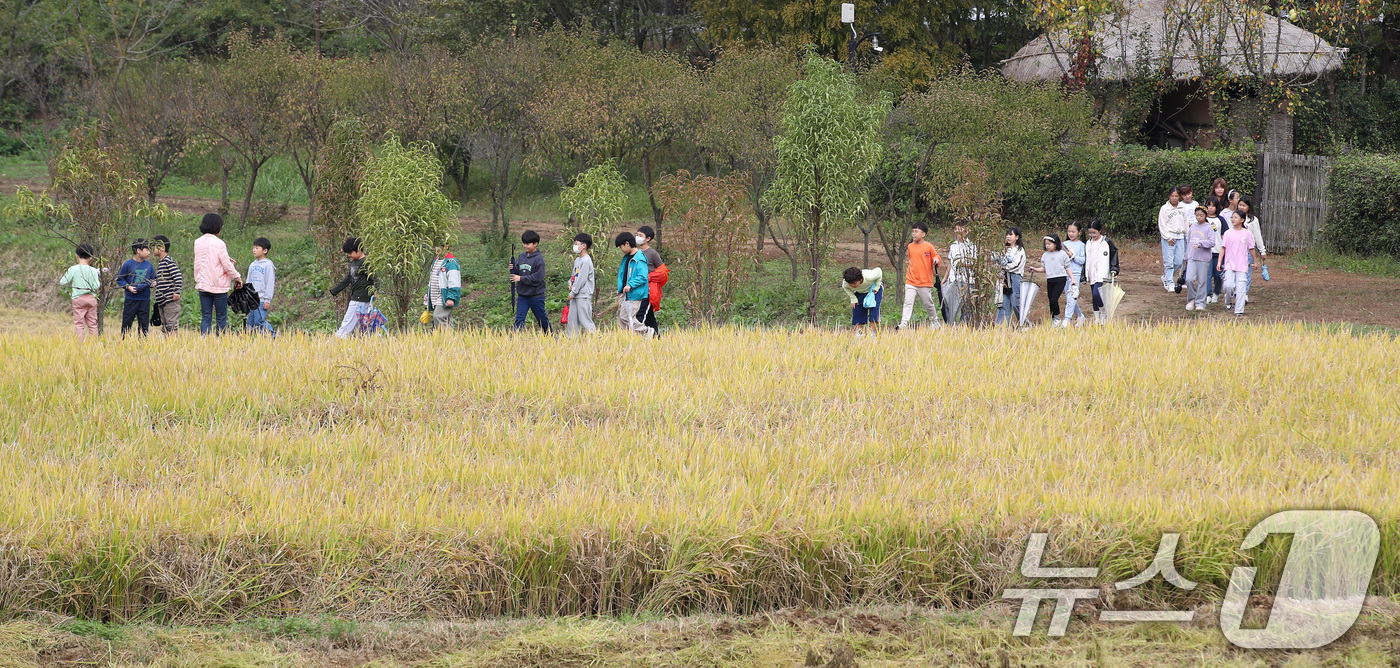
left=314, top=116, right=371, bottom=282
left=99, top=59, right=195, bottom=203
left=700, top=46, right=800, bottom=269
left=463, top=37, right=540, bottom=244
left=358, top=48, right=474, bottom=198
left=655, top=170, right=754, bottom=325
left=356, top=134, right=457, bottom=330
left=194, top=32, right=301, bottom=227
left=560, top=162, right=627, bottom=302
left=904, top=68, right=1101, bottom=325
left=763, top=53, right=890, bottom=325
left=1, top=125, right=171, bottom=333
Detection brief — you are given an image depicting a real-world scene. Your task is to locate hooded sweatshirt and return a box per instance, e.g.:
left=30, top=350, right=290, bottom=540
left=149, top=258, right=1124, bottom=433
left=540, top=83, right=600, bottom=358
left=617, top=250, right=650, bottom=301
left=513, top=249, right=546, bottom=298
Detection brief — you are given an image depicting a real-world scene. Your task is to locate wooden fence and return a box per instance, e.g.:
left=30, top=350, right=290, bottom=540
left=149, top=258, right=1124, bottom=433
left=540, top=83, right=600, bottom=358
left=1254, top=152, right=1331, bottom=252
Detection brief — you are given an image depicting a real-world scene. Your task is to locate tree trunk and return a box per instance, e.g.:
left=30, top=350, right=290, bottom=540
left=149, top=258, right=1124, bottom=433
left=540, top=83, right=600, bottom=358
left=643, top=151, right=664, bottom=237
left=239, top=156, right=268, bottom=228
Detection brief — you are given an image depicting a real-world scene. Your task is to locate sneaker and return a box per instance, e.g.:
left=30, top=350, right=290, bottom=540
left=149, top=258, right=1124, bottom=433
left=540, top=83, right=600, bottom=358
left=1207, top=295, right=1218, bottom=304
left=1075, top=315, right=1086, bottom=327
left=1164, top=283, right=1174, bottom=293
left=1185, top=303, right=1195, bottom=311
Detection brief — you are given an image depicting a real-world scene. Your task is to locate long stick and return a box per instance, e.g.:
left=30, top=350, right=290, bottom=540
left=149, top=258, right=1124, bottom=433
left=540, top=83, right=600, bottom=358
left=509, top=242, right=517, bottom=322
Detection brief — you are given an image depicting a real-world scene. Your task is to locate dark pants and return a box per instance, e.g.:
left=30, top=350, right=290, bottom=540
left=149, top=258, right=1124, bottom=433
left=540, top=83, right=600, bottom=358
left=1209, top=252, right=1222, bottom=297
left=515, top=295, right=550, bottom=333
left=121, top=298, right=150, bottom=337
left=1091, top=282, right=1105, bottom=310
left=642, top=299, right=660, bottom=337
left=199, top=291, right=229, bottom=335
left=1047, top=276, right=1067, bottom=318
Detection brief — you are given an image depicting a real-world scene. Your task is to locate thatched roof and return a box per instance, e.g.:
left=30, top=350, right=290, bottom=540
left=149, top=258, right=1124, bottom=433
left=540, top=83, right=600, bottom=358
left=1001, top=0, right=1346, bottom=82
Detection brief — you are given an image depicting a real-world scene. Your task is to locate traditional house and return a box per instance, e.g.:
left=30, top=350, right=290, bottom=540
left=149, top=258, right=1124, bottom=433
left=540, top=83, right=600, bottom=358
left=1000, top=0, right=1346, bottom=151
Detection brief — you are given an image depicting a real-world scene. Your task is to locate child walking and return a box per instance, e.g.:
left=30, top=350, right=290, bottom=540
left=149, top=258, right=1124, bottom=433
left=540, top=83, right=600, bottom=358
left=943, top=219, right=976, bottom=324
left=615, top=232, right=654, bottom=338
left=1201, top=196, right=1227, bottom=305
left=423, top=243, right=461, bottom=330
left=59, top=244, right=101, bottom=340
left=842, top=266, right=884, bottom=335
left=1028, top=233, right=1071, bottom=327
left=1084, top=220, right=1116, bottom=324
left=1158, top=186, right=1191, bottom=292
left=510, top=230, right=550, bottom=333
left=1063, top=222, right=1087, bottom=326
left=330, top=237, right=375, bottom=338
left=1184, top=207, right=1216, bottom=312
left=1219, top=210, right=1262, bottom=316
left=995, top=227, right=1026, bottom=326
left=566, top=233, right=597, bottom=336
left=116, top=239, right=157, bottom=338
left=1238, top=197, right=1266, bottom=302
left=246, top=237, right=276, bottom=335
left=898, top=222, right=941, bottom=330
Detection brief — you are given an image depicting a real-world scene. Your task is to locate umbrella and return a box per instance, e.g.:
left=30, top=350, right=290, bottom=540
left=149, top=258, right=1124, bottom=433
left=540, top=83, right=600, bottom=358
left=1018, top=276, right=1039, bottom=327
left=1101, top=277, right=1126, bottom=322
left=941, top=281, right=962, bottom=325
left=934, top=271, right=946, bottom=323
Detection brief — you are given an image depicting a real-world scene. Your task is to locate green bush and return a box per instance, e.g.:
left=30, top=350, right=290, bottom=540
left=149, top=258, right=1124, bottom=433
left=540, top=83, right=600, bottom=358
left=1324, top=154, right=1400, bottom=258
left=1004, top=146, right=1257, bottom=237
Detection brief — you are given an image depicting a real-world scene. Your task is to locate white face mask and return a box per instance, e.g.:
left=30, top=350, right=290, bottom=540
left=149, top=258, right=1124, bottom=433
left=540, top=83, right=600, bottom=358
left=635, top=235, right=645, bottom=246
left=572, top=243, right=582, bottom=254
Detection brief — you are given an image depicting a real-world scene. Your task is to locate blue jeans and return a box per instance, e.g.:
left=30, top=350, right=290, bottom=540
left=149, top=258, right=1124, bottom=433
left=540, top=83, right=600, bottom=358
left=199, top=291, right=229, bottom=335
left=515, top=295, right=550, bottom=333
left=246, top=305, right=275, bottom=336
left=1161, top=238, right=1185, bottom=285
left=996, top=273, right=1023, bottom=325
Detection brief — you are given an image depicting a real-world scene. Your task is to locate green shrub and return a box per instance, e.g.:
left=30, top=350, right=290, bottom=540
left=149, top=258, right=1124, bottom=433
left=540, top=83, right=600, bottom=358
left=1324, top=153, right=1400, bottom=258
left=1004, top=146, right=1256, bottom=237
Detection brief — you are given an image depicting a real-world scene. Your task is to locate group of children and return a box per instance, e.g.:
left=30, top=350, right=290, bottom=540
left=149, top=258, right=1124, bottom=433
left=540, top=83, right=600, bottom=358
left=840, top=217, right=1123, bottom=331
left=59, top=213, right=276, bottom=339
left=59, top=184, right=1268, bottom=338
left=500, top=226, right=667, bottom=339
left=1158, top=180, right=1268, bottom=316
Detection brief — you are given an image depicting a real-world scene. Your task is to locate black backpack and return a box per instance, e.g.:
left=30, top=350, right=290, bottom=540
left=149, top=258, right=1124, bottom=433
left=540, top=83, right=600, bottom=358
left=228, top=283, right=261, bottom=314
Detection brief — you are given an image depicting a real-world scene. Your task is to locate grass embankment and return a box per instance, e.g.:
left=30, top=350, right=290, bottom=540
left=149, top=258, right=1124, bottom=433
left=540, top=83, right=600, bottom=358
left=1, top=323, right=1396, bottom=624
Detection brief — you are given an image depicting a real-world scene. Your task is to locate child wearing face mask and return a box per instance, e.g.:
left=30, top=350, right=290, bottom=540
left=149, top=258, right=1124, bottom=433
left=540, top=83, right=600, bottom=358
left=566, top=232, right=597, bottom=335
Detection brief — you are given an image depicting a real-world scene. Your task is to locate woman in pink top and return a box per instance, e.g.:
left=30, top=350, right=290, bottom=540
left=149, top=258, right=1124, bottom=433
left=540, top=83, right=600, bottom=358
left=1217, top=210, right=1262, bottom=316
left=192, top=213, right=243, bottom=334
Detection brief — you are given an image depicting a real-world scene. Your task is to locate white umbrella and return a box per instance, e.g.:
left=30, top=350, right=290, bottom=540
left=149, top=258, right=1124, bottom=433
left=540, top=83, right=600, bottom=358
left=1018, top=276, right=1039, bottom=327
left=1102, top=277, right=1126, bottom=322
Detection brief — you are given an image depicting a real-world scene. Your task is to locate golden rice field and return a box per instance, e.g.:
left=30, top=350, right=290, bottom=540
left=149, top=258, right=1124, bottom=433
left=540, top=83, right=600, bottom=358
left=0, top=321, right=1397, bottom=623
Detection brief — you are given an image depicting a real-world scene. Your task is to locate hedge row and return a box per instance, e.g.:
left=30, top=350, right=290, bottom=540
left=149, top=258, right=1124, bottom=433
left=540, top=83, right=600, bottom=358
left=1325, top=154, right=1400, bottom=258
left=1003, top=146, right=1257, bottom=238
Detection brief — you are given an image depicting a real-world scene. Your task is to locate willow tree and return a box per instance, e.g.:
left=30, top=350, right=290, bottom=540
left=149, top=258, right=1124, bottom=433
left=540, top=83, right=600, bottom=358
left=763, top=53, right=890, bottom=325
left=2, top=125, right=171, bottom=333
left=356, top=135, right=457, bottom=330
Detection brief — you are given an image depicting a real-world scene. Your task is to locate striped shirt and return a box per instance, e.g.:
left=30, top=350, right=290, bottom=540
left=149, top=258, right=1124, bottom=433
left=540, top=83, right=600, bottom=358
left=154, top=255, right=183, bottom=305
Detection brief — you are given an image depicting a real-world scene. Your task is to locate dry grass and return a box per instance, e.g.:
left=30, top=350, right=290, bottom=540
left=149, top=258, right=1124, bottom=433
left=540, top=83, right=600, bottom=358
left=2, top=602, right=1399, bottom=666
left=0, top=323, right=1396, bottom=622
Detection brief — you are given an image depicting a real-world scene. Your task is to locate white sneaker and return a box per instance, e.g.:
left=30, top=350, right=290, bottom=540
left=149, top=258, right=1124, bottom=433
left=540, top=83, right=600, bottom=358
left=1207, top=295, right=1218, bottom=304
left=1164, top=283, right=1174, bottom=293
left=1185, top=303, right=1195, bottom=311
